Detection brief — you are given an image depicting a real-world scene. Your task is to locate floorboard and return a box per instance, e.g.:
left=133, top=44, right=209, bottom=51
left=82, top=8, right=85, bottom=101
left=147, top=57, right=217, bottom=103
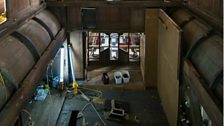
left=57, top=89, right=169, bottom=126
left=84, top=64, right=144, bottom=86
left=23, top=90, right=66, bottom=126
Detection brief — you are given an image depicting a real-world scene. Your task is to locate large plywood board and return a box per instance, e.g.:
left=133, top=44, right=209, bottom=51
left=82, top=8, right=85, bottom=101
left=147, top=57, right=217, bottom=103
left=157, top=10, right=181, bottom=126
left=144, top=9, right=159, bottom=88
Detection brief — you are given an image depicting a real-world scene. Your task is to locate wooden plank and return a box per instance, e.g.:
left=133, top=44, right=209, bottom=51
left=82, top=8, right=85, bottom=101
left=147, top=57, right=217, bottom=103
left=157, top=9, right=181, bottom=126
left=140, top=33, right=145, bottom=83
left=183, top=59, right=223, bottom=126
left=46, top=0, right=181, bottom=7
left=144, top=9, right=159, bottom=88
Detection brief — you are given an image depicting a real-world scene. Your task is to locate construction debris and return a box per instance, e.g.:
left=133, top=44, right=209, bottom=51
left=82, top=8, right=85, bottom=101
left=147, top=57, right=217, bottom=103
left=92, top=97, right=105, bottom=105
left=134, top=116, right=141, bottom=123
left=104, top=99, right=129, bottom=121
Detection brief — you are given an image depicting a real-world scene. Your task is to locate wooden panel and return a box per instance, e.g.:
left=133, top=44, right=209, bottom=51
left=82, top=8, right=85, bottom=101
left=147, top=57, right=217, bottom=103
left=144, top=9, right=159, bottom=87
left=70, top=31, right=84, bottom=79
left=67, top=7, right=82, bottom=30
left=187, top=0, right=223, bottom=18
left=48, top=7, right=66, bottom=27
left=7, top=0, right=40, bottom=18
left=157, top=10, right=181, bottom=126
left=96, top=7, right=130, bottom=31
left=7, top=0, right=29, bottom=18
left=184, top=0, right=222, bottom=30
left=140, top=33, right=145, bottom=81
left=46, top=0, right=181, bottom=8
left=0, top=4, right=45, bottom=42
left=130, top=8, right=145, bottom=31
left=67, top=7, right=144, bottom=32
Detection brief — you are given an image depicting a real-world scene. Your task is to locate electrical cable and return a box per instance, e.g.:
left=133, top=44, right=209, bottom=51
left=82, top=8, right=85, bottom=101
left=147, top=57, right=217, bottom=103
left=81, top=102, right=91, bottom=112
left=80, top=102, right=106, bottom=126
left=90, top=103, right=106, bottom=126
left=78, top=88, right=106, bottom=126
left=68, top=42, right=105, bottom=125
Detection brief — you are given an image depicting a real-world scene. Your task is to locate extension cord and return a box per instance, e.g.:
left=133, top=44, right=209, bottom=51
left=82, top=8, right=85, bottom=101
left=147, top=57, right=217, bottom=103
left=77, top=112, right=84, bottom=119
left=81, top=93, right=90, bottom=102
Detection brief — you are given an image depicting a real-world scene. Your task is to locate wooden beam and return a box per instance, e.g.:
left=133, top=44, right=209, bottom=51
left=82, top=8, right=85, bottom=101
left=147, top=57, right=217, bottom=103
left=0, top=28, right=66, bottom=126
left=182, top=4, right=223, bottom=33
left=144, top=9, right=159, bottom=87
left=183, top=59, right=222, bottom=126
left=46, top=0, right=181, bottom=7
left=0, top=3, right=46, bottom=41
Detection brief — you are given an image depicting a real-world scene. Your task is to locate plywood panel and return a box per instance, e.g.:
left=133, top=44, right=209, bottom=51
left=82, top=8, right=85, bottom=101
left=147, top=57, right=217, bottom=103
left=70, top=31, right=84, bottom=79
left=140, top=33, right=145, bottom=81
left=144, top=9, right=159, bottom=87
left=157, top=10, right=181, bottom=126
left=67, top=7, right=144, bottom=31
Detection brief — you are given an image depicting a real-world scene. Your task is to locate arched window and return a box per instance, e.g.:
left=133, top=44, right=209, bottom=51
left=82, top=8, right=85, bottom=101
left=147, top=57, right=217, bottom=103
left=0, top=0, right=6, bottom=24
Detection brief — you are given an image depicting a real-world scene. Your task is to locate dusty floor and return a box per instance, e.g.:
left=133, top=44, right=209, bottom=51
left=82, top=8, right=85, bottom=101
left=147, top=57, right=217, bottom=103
left=23, top=90, right=66, bottom=126
left=23, top=64, right=168, bottom=126
left=84, top=64, right=143, bottom=86
left=57, top=89, right=169, bottom=126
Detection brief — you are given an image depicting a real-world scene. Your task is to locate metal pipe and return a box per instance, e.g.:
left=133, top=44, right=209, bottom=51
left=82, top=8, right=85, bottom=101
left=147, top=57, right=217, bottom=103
left=0, top=28, right=66, bottom=126
left=68, top=45, right=76, bottom=82
left=60, top=47, right=65, bottom=83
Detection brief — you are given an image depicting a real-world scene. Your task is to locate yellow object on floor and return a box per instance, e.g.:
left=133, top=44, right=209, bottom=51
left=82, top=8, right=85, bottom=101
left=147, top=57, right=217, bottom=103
left=45, top=84, right=50, bottom=91
left=72, top=82, right=78, bottom=94
left=0, top=11, right=7, bottom=23
left=0, top=15, right=6, bottom=22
